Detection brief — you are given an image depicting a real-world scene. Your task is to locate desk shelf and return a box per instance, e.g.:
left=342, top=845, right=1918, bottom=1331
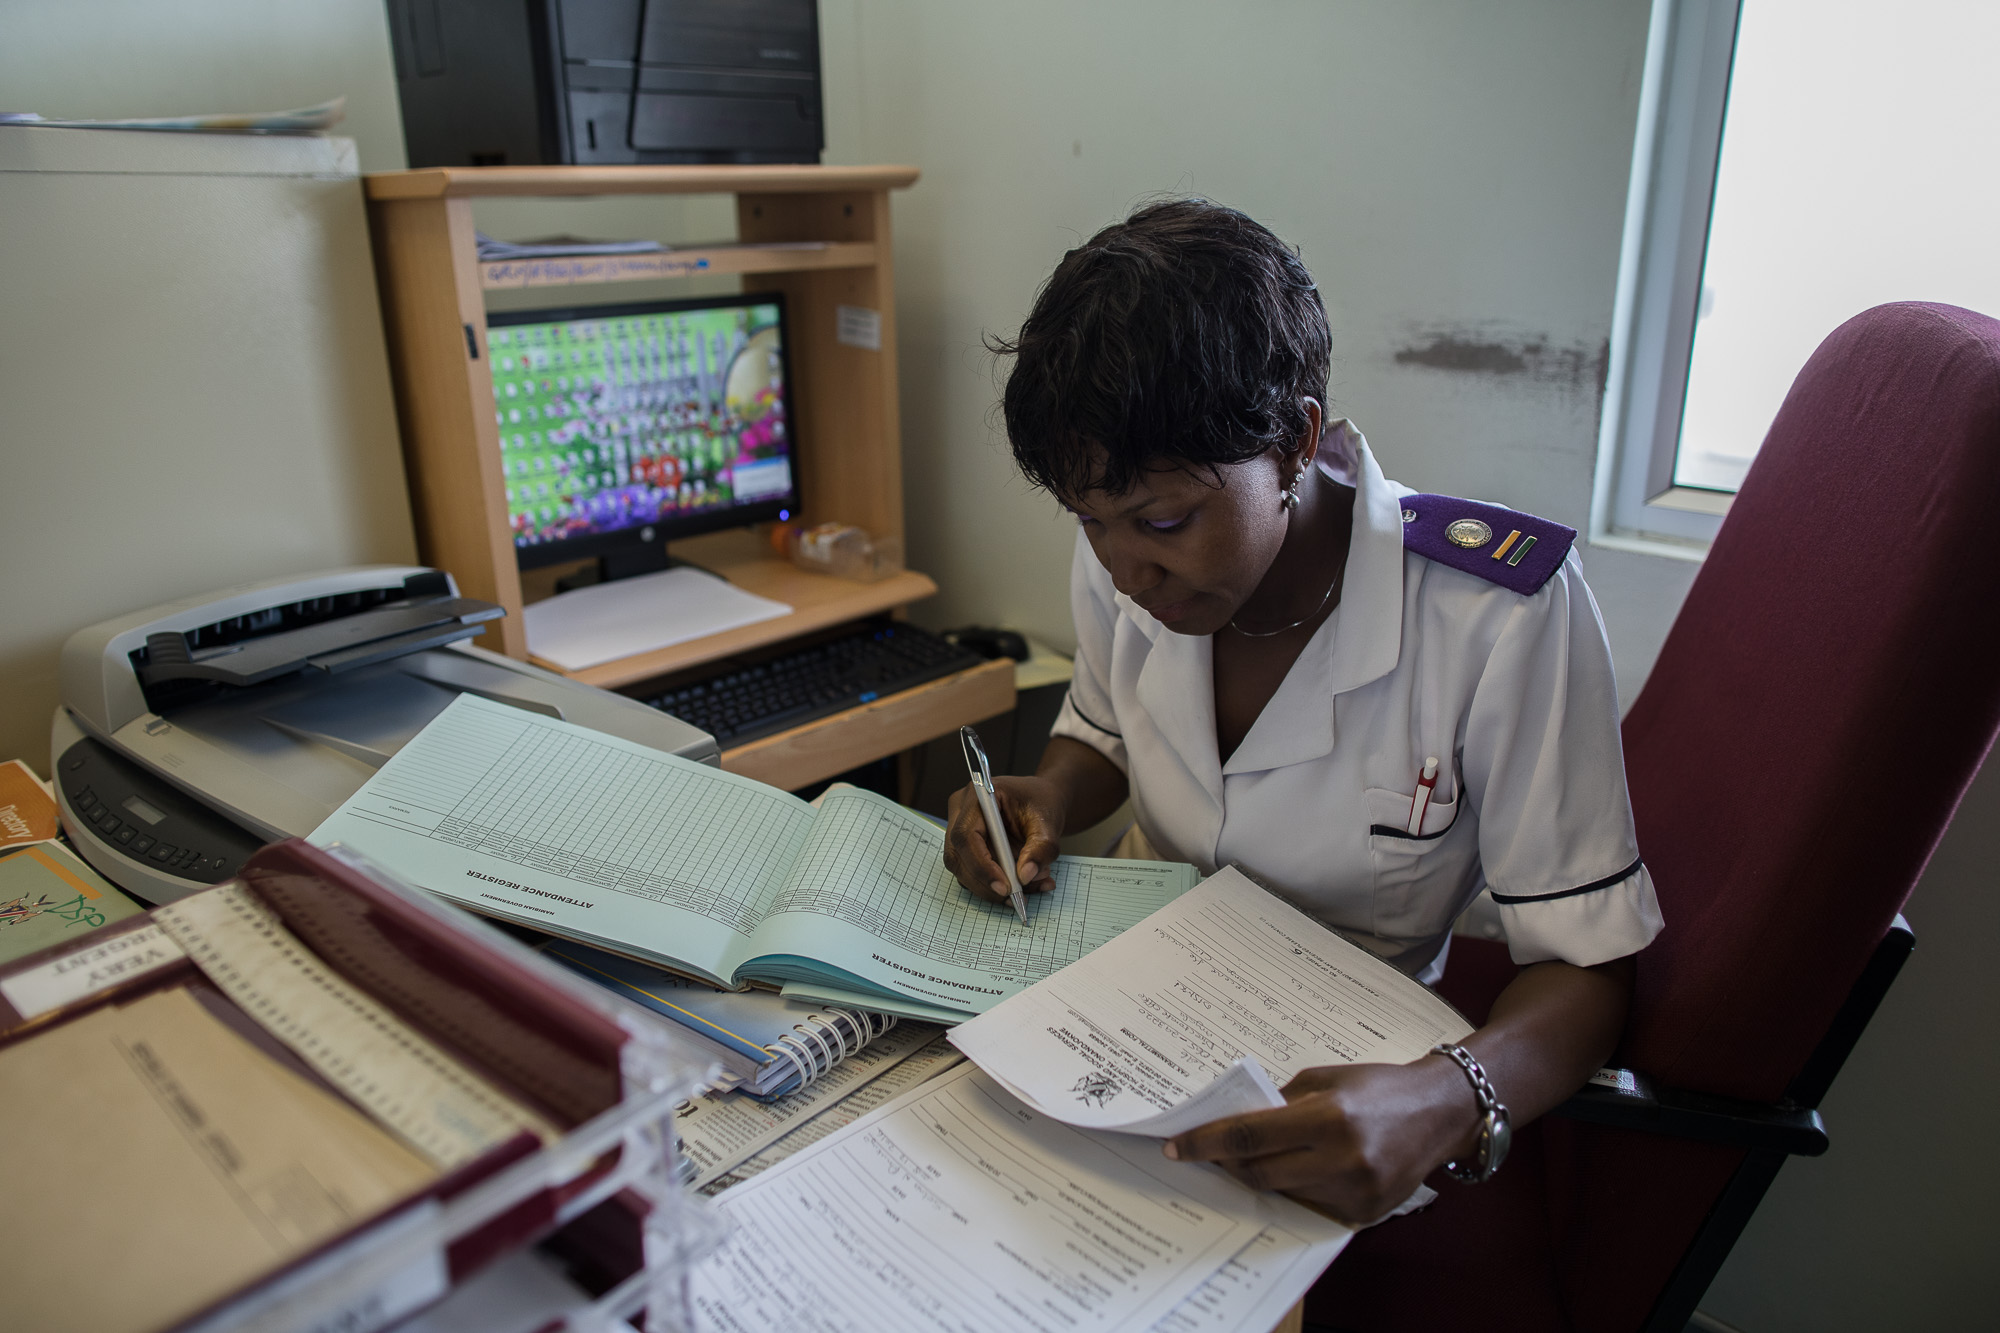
left=365, top=164, right=1003, bottom=789
left=519, top=531, right=940, bottom=690
left=480, top=241, right=877, bottom=291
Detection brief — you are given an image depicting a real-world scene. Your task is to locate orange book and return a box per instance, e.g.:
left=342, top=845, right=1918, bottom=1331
left=0, top=758, right=61, bottom=851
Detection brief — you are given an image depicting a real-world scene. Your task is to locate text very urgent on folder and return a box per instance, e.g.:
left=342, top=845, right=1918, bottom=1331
left=307, top=693, right=1197, bottom=1021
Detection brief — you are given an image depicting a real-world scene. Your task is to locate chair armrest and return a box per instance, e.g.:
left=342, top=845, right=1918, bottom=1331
left=1550, top=1068, right=1829, bottom=1156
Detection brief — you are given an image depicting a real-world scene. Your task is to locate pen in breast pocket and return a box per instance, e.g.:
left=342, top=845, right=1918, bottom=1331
left=1407, top=756, right=1440, bottom=835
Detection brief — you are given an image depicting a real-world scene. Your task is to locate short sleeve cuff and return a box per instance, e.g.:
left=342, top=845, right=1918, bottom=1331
left=1492, top=861, right=1664, bottom=968
left=1050, top=688, right=1128, bottom=773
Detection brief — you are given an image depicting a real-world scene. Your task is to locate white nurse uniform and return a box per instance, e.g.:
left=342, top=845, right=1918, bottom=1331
left=1048, top=423, right=1665, bottom=984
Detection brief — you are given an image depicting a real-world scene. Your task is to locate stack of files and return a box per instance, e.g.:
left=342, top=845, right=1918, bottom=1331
left=0, top=839, right=709, bottom=1333
left=474, top=231, right=665, bottom=261
left=685, top=865, right=1489, bottom=1332
left=538, top=938, right=899, bottom=1096
left=676, top=1025, right=962, bottom=1189
left=689, top=1060, right=1351, bottom=1333
left=309, top=693, right=1199, bottom=1023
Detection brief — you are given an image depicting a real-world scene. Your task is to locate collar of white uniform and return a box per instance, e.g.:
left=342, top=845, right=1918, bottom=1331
left=1317, top=420, right=1406, bottom=697
left=1217, top=421, right=1406, bottom=777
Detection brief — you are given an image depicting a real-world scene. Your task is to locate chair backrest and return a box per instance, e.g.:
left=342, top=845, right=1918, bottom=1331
left=1619, top=300, right=2000, bottom=1102
left=1559, top=302, right=2000, bottom=1330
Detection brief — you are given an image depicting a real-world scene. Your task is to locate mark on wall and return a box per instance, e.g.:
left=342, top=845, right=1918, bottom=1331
left=1393, top=327, right=1610, bottom=401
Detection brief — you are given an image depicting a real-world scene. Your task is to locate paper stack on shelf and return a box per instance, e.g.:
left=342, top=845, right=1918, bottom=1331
left=0, top=98, right=346, bottom=133
left=475, top=232, right=666, bottom=261
left=522, top=566, right=791, bottom=671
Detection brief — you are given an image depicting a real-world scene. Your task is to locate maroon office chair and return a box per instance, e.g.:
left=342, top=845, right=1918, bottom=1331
left=1305, top=301, right=2000, bottom=1332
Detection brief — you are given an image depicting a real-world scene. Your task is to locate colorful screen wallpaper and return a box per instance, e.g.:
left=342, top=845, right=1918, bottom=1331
left=488, top=301, right=794, bottom=549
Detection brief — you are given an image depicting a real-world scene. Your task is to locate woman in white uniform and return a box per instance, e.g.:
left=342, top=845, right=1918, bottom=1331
left=944, top=200, right=1664, bottom=1225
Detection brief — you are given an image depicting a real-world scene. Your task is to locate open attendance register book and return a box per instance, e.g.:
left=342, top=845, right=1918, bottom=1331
left=310, top=693, right=1197, bottom=1022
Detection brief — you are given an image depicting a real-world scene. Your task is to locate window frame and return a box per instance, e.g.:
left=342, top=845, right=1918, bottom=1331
left=1591, top=0, right=1744, bottom=557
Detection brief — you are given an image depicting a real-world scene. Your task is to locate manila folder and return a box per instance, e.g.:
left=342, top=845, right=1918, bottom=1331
left=0, top=987, right=435, bottom=1333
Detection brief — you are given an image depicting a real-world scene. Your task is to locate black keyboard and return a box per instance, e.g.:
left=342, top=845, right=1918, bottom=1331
left=643, top=621, right=988, bottom=748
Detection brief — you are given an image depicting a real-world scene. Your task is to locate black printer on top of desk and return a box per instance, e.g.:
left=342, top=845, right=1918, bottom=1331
left=52, top=566, right=715, bottom=903
left=388, top=0, right=824, bottom=168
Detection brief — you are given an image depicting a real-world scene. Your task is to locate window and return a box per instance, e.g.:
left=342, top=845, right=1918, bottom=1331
left=1594, top=0, right=2000, bottom=553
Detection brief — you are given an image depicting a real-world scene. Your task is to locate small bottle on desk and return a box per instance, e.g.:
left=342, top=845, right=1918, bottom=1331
left=770, top=521, right=905, bottom=582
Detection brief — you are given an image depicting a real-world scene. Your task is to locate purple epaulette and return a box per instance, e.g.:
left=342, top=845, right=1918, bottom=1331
left=1398, top=494, right=1575, bottom=595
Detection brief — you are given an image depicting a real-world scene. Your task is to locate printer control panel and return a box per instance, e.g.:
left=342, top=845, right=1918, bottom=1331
left=58, top=736, right=262, bottom=890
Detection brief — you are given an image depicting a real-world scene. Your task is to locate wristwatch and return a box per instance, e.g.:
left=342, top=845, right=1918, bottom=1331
left=1432, top=1043, right=1511, bottom=1183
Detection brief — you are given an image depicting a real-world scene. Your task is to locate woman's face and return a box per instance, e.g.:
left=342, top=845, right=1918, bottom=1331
left=1067, top=449, right=1293, bottom=638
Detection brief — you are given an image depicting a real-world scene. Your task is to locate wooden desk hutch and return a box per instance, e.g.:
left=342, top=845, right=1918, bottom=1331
left=362, top=164, right=1013, bottom=791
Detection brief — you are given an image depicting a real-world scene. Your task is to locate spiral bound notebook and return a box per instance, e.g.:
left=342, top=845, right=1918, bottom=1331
left=540, top=940, right=895, bottom=1096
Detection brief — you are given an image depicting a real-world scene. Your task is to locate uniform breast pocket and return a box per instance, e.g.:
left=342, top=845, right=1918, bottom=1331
left=1365, top=785, right=1479, bottom=943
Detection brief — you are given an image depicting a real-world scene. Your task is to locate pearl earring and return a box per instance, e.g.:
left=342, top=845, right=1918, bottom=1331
left=1281, top=473, right=1302, bottom=511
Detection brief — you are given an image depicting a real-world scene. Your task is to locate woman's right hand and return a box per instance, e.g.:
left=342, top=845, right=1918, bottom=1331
left=944, top=775, right=1067, bottom=904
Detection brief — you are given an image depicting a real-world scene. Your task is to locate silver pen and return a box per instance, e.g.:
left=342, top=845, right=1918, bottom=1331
left=960, top=725, right=1030, bottom=925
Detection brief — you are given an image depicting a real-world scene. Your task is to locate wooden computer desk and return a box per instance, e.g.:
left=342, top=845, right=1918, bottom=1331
left=364, top=164, right=1011, bottom=790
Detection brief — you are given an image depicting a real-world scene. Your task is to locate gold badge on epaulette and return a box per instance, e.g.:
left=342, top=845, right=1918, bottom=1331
left=1446, top=518, right=1492, bottom=549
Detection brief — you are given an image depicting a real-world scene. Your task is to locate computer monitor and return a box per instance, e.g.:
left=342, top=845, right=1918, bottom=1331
left=486, top=292, right=801, bottom=580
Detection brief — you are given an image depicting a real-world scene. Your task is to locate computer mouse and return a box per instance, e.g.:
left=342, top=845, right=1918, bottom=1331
left=950, top=627, right=1030, bottom=661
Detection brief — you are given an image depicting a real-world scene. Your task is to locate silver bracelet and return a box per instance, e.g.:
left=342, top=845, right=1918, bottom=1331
left=1432, top=1043, right=1512, bottom=1184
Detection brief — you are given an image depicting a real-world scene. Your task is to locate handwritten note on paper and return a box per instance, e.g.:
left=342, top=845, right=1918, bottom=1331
left=949, top=866, right=1474, bottom=1134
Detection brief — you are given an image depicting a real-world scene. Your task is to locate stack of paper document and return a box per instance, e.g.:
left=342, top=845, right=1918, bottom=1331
left=540, top=939, right=904, bottom=1096
left=687, top=867, right=1485, bottom=1331
left=675, top=1027, right=962, bottom=1189
left=948, top=865, right=1475, bottom=1135
left=474, top=232, right=667, bottom=261
left=521, top=566, right=791, bottom=671
left=0, top=98, right=346, bottom=133
left=692, top=1061, right=1350, bottom=1333
left=1, top=988, right=436, bottom=1333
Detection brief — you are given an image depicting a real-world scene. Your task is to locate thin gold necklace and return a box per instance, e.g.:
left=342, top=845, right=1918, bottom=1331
left=1228, top=560, right=1345, bottom=637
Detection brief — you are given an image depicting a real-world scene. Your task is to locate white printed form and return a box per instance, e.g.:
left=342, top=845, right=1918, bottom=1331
left=1148, top=1220, right=1350, bottom=1333
left=308, top=693, right=815, bottom=985
left=949, top=867, right=1473, bottom=1134
left=690, top=1062, right=1272, bottom=1333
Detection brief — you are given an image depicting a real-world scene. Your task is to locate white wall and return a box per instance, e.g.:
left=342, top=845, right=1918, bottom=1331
left=0, top=0, right=419, bottom=773
left=3, top=1, right=1990, bottom=1326
left=819, top=0, right=1697, bottom=697
left=0, top=0, right=410, bottom=172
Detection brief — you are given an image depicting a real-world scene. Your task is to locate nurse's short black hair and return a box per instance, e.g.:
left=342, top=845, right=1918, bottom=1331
left=991, top=198, right=1331, bottom=500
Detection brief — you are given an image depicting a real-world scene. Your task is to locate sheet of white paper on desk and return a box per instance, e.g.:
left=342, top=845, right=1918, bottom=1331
left=521, top=566, right=791, bottom=671
left=691, top=1061, right=1270, bottom=1333
left=949, top=865, right=1474, bottom=1133
left=1149, top=1219, right=1350, bottom=1333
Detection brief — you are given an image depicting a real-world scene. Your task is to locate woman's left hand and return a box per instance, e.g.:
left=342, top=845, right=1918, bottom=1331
left=1162, top=1057, right=1478, bottom=1226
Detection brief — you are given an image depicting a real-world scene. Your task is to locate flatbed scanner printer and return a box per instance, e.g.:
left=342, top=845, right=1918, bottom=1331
left=52, top=566, right=716, bottom=903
